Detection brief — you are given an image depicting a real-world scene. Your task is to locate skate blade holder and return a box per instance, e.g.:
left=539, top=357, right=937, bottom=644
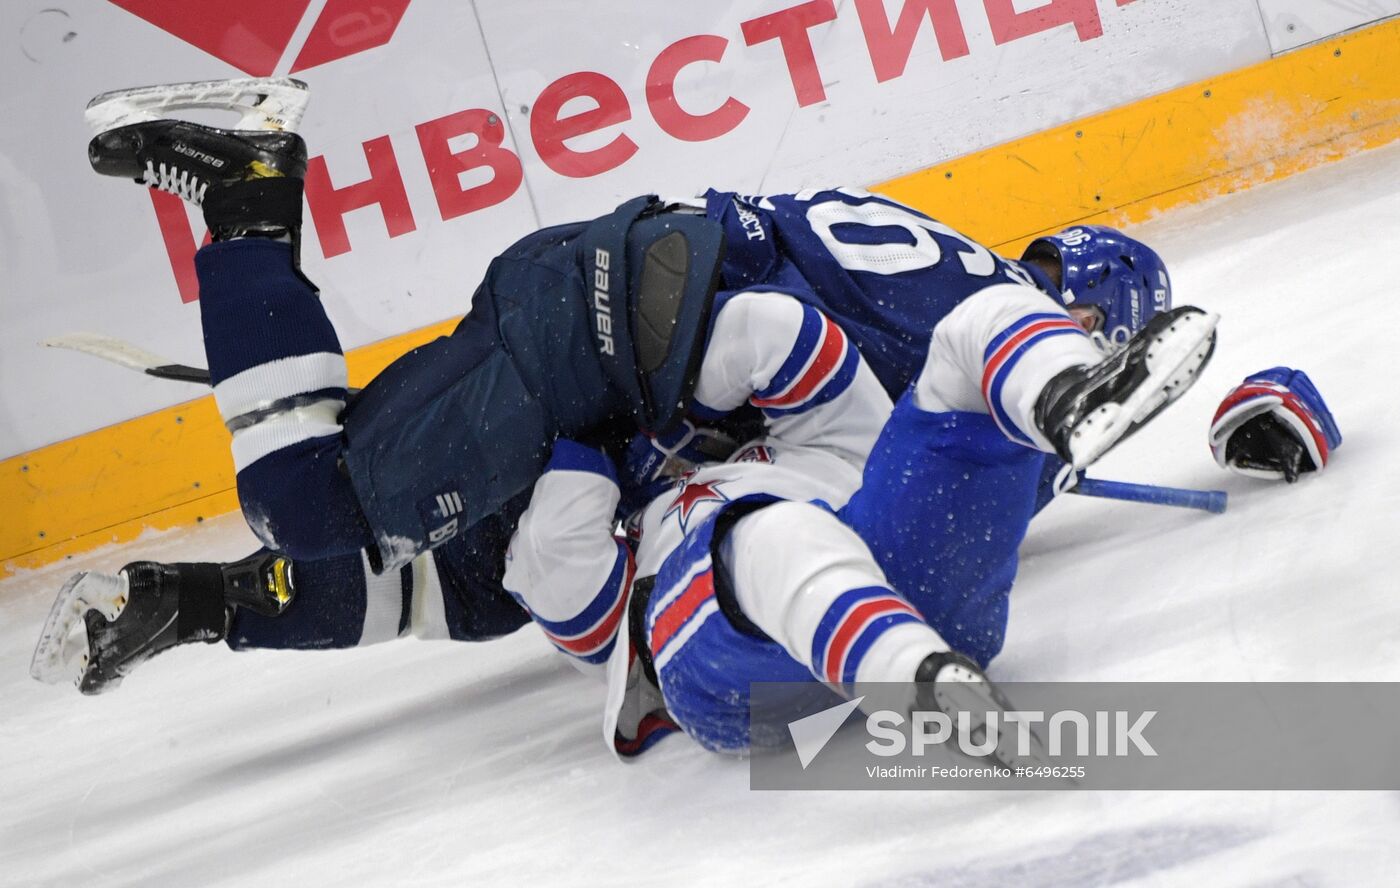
left=930, top=669, right=1056, bottom=775
left=1069, top=310, right=1221, bottom=469
left=29, top=571, right=129, bottom=688
left=85, top=77, right=310, bottom=136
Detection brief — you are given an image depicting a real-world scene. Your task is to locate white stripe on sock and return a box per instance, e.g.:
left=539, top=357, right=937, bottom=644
left=411, top=554, right=452, bottom=640
left=853, top=621, right=948, bottom=714
left=214, top=352, right=348, bottom=422
left=358, top=549, right=405, bottom=645
left=229, top=400, right=344, bottom=472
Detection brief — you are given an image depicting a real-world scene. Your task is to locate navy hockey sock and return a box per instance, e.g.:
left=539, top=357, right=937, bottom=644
left=195, top=238, right=340, bottom=388
left=195, top=239, right=371, bottom=557
left=227, top=550, right=410, bottom=650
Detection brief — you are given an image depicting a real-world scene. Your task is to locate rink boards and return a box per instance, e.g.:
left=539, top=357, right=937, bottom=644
left=2, top=4, right=1399, bottom=575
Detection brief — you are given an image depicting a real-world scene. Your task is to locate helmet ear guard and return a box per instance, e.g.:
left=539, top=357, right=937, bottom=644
left=1023, top=226, right=1171, bottom=345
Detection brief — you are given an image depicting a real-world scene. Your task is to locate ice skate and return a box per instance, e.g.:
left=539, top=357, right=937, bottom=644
left=1035, top=306, right=1219, bottom=469
left=86, top=77, right=309, bottom=206
left=30, top=553, right=294, bottom=695
left=914, top=651, right=1049, bottom=772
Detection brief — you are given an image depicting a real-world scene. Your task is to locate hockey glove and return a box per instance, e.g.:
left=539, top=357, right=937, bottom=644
left=625, top=418, right=738, bottom=479
left=1209, top=367, right=1340, bottom=482
left=621, top=420, right=737, bottom=511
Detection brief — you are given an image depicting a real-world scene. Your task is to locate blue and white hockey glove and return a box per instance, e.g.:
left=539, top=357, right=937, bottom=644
left=620, top=419, right=737, bottom=514
left=624, top=419, right=738, bottom=484
left=1209, top=367, right=1340, bottom=482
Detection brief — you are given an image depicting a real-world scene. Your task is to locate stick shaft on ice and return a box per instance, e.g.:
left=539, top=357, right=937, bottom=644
left=1073, top=477, right=1227, bottom=514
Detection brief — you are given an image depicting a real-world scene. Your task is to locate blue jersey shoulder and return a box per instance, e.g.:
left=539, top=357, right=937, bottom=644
left=705, top=187, right=1060, bottom=395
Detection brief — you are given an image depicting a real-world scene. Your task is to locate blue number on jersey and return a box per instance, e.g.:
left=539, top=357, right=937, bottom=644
left=704, top=187, right=1057, bottom=396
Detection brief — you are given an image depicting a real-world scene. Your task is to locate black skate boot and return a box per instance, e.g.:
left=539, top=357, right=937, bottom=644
left=86, top=78, right=308, bottom=202
left=89, top=120, right=307, bottom=248
left=30, top=551, right=294, bottom=695
left=86, top=78, right=310, bottom=247
left=87, top=119, right=306, bottom=205
left=1035, top=306, right=1218, bottom=469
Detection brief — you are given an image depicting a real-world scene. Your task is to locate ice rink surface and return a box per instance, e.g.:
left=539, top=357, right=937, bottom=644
left=4, top=142, right=1400, bottom=887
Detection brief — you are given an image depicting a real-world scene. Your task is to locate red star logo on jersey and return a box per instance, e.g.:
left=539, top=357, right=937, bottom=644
left=663, top=477, right=730, bottom=533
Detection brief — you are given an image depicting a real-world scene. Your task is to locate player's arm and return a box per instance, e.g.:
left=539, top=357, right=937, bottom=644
left=503, top=440, right=635, bottom=669
left=690, top=289, right=893, bottom=467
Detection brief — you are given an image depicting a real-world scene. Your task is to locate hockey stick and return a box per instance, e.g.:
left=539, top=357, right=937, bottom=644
left=44, top=333, right=365, bottom=395
left=41, top=332, right=1230, bottom=516
left=43, top=332, right=211, bottom=385
left=1072, top=477, right=1228, bottom=514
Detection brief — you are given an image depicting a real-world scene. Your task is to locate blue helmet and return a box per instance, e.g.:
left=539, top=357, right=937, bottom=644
left=1022, top=226, right=1171, bottom=346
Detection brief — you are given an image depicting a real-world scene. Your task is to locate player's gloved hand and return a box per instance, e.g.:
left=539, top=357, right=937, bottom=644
left=1209, top=367, right=1340, bottom=482
left=620, top=420, right=737, bottom=516
left=623, top=419, right=736, bottom=487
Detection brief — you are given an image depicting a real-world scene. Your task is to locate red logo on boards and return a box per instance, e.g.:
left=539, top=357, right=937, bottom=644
left=116, top=0, right=1142, bottom=304
left=106, top=0, right=411, bottom=74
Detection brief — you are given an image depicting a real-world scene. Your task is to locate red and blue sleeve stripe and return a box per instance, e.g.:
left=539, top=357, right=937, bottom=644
left=980, top=312, right=1086, bottom=445
left=750, top=308, right=858, bottom=416
left=754, top=304, right=824, bottom=399
left=648, top=558, right=719, bottom=671
left=528, top=542, right=635, bottom=664
left=810, top=586, right=923, bottom=687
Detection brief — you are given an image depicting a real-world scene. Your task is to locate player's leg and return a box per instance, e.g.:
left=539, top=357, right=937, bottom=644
left=227, top=538, right=528, bottom=648
left=839, top=282, right=1213, bottom=664
left=87, top=83, right=370, bottom=560
left=918, top=283, right=1216, bottom=468
left=643, top=501, right=985, bottom=752
left=31, top=534, right=529, bottom=695
left=227, top=550, right=409, bottom=651
left=717, top=502, right=946, bottom=688
left=196, top=174, right=376, bottom=559
left=840, top=400, right=1046, bottom=667
left=199, top=231, right=372, bottom=561
left=641, top=503, right=815, bottom=752
left=31, top=549, right=292, bottom=695
left=695, top=500, right=1040, bottom=769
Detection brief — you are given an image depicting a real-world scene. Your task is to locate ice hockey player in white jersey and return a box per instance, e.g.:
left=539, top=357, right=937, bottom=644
left=505, top=286, right=979, bottom=754
left=501, top=273, right=1216, bottom=755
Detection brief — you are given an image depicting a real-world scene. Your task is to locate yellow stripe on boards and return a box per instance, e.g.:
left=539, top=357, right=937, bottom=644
left=5, top=18, right=1400, bottom=577
left=2, top=318, right=458, bottom=576
left=876, top=18, right=1400, bottom=256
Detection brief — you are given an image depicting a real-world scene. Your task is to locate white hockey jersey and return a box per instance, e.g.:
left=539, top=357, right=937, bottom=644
left=502, top=288, right=893, bottom=754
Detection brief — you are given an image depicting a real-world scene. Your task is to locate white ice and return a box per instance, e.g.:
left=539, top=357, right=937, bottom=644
left=4, top=143, right=1400, bottom=888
